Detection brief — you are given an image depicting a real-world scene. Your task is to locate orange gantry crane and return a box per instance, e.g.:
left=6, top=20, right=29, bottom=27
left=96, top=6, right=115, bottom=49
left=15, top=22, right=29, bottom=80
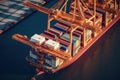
left=12, top=0, right=119, bottom=60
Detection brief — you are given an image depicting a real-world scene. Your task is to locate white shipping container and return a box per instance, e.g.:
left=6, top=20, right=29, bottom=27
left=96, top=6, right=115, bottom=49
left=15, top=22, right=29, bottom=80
left=30, top=34, right=45, bottom=45
left=8, top=8, right=17, bottom=13
left=45, top=39, right=60, bottom=50
left=15, top=10, right=26, bottom=14
left=2, top=18, right=17, bottom=23
left=12, top=13, right=21, bottom=17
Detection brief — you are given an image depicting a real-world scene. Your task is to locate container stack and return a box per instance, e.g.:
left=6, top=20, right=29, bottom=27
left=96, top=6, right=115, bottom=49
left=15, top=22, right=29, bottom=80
left=28, top=48, right=39, bottom=64
left=61, top=33, right=81, bottom=56
left=58, top=37, right=70, bottom=53
left=0, top=0, right=51, bottom=34
left=47, top=28, right=63, bottom=36
left=44, top=54, right=63, bottom=68
left=28, top=48, right=63, bottom=68
left=28, top=20, right=83, bottom=68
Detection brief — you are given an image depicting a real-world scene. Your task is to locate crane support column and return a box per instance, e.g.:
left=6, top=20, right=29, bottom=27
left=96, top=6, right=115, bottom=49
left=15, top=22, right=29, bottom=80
left=82, top=28, right=86, bottom=47
left=69, top=27, right=73, bottom=57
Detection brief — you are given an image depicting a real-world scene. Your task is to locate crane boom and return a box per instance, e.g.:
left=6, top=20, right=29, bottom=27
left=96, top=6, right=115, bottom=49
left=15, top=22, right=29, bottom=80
left=12, top=34, right=71, bottom=60
left=24, top=1, right=50, bottom=14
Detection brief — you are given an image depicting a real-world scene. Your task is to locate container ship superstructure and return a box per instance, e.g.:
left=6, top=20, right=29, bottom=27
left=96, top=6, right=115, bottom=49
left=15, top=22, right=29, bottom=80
left=12, top=0, right=120, bottom=79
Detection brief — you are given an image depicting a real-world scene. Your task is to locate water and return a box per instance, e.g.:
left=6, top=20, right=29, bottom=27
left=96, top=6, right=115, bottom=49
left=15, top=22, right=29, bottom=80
left=0, top=1, right=120, bottom=80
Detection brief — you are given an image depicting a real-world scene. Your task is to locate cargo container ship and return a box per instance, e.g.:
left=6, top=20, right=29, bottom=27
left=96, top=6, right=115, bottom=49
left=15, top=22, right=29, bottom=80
left=0, top=0, right=51, bottom=34
left=12, top=0, right=120, bottom=79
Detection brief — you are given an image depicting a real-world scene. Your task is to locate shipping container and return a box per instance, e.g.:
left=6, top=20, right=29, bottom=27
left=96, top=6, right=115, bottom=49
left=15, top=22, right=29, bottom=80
left=44, top=54, right=63, bottom=68
left=44, top=30, right=57, bottom=39
left=2, top=18, right=17, bottom=23
left=53, top=25, right=66, bottom=33
left=0, top=5, right=9, bottom=10
left=7, top=15, right=21, bottom=21
left=61, top=33, right=81, bottom=56
left=8, top=8, right=17, bottom=13
left=58, top=19, right=71, bottom=27
left=1, top=22, right=14, bottom=31
left=15, top=10, right=26, bottom=15
left=0, top=0, right=50, bottom=34
left=0, top=22, right=6, bottom=30
left=61, top=33, right=80, bottom=43
left=54, top=23, right=69, bottom=31
left=57, top=37, right=70, bottom=47
left=30, top=34, right=45, bottom=45
left=45, top=39, right=60, bottom=50
left=40, top=33, right=54, bottom=40
left=30, top=51, right=38, bottom=60
left=67, top=31, right=81, bottom=41
left=49, top=28, right=63, bottom=36
left=0, top=13, right=9, bottom=18
left=60, top=44, right=69, bottom=53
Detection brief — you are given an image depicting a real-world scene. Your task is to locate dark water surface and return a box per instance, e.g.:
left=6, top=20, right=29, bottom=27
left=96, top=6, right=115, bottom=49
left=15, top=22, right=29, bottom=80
left=0, top=1, right=120, bottom=80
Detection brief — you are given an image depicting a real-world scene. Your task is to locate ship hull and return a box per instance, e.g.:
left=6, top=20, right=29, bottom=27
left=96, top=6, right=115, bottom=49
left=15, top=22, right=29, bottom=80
left=47, top=15, right=120, bottom=73
left=25, top=15, right=120, bottom=76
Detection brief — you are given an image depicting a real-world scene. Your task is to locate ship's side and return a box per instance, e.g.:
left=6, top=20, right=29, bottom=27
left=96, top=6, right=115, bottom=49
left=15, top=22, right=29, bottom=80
left=51, top=15, right=120, bottom=73
left=12, top=0, right=120, bottom=79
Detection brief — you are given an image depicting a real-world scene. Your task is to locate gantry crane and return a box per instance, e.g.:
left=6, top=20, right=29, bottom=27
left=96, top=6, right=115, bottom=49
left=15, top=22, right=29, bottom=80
left=23, top=0, right=98, bottom=51
left=85, top=0, right=120, bottom=25
left=12, top=0, right=119, bottom=60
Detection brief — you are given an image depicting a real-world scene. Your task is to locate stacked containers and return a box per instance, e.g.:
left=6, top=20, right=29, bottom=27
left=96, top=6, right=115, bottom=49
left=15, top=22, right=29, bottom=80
left=61, top=33, right=81, bottom=56
left=44, top=54, right=63, bottom=68
left=53, top=22, right=82, bottom=56
left=52, top=22, right=69, bottom=33
left=28, top=48, right=39, bottom=64
left=0, top=0, right=47, bottom=34
left=40, top=33, right=54, bottom=40
left=54, top=23, right=69, bottom=31
left=58, top=38, right=70, bottom=53
left=30, top=34, right=45, bottom=45
left=48, top=28, right=63, bottom=36
left=40, top=29, right=58, bottom=40
left=44, top=30, right=57, bottom=39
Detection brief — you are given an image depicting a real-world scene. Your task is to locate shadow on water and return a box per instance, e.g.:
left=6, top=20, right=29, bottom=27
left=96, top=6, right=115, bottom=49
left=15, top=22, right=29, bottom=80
left=35, top=20, right=120, bottom=80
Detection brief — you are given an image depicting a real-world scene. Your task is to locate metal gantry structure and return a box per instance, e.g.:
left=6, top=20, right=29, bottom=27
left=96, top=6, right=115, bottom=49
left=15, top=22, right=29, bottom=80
left=13, top=0, right=119, bottom=60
